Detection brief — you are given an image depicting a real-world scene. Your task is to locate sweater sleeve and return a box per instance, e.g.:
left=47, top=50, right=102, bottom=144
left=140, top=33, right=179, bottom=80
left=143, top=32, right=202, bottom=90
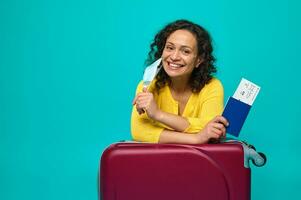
left=184, top=79, right=224, bottom=133
left=131, top=81, right=164, bottom=143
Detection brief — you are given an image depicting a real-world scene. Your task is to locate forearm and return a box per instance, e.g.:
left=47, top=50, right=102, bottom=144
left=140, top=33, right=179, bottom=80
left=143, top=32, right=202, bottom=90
left=158, top=129, right=207, bottom=144
left=154, top=110, right=190, bottom=132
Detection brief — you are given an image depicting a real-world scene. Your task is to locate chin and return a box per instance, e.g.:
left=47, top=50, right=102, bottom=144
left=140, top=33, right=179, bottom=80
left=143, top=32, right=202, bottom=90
left=163, top=63, right=185, bottom=77
left=164, top=69, right=189, bottom=79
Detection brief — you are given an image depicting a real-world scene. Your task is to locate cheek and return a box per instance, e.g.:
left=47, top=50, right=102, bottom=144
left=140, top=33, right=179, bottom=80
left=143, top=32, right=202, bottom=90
left=161, top=50, right=170, bottom=58
left=161, top=52, right=171, bottom=65
left=183, top=56, right=195, bottom=65
left=189, top=55, right=200, bottom=64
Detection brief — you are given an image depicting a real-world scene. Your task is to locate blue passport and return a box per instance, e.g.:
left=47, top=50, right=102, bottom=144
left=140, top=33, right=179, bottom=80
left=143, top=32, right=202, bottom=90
left=222, top=97, right=251, bottom=137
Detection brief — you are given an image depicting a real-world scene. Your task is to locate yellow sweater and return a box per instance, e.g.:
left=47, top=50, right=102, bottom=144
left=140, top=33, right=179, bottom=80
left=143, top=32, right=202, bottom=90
left=131, top=78, right=224, bottom=143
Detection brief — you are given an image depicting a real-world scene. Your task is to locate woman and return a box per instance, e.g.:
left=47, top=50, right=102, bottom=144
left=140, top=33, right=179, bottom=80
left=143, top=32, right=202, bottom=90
left=131, top=19, right=228, bottom=144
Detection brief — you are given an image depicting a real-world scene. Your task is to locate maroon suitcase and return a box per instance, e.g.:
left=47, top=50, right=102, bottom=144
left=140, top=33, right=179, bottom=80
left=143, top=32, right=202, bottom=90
left=100, top=142, right=251, bottom=200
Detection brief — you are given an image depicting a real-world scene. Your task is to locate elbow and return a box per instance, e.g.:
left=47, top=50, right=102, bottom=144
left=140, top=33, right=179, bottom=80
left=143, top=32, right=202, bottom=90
left=131, top=126, right=145, bottom=142
left=131, top=130, right=140, bottom=142
left=131, top=128, right=161, bottom=143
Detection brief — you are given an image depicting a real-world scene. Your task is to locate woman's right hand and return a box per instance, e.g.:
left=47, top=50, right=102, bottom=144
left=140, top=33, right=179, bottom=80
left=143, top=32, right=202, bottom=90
left=132, top=87, right=161, bottom=119
left=195, top=116, right=229, bottom=143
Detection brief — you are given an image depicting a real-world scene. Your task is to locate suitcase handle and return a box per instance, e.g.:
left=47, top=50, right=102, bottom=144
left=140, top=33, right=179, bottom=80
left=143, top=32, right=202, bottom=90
left=119, top=139, right=267, bottom=168
left=221, top=138, right=267, bottom=168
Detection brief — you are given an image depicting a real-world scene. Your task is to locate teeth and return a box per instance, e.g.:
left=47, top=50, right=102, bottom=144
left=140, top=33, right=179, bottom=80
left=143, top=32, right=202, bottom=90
left=169, top=63, right=182, bottom=68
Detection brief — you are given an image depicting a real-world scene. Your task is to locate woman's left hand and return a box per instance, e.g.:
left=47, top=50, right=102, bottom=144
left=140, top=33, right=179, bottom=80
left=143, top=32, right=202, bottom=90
left=132, top=87, right=161, bottom=120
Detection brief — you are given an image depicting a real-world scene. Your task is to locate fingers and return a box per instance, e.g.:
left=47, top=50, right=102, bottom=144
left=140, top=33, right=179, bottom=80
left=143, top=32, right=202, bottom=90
left=212, top=127, right=226, bottom=137
left=135, top=100, right=146, bottom=114
left=142, top=86, right=148, bottom=92
left=133, top=91, right=153, bottom=115
left=213, top=115, right=229, bottom=127
left=136, top=101, right=148, bottom=110
left=135, top=96, right=151, bottom=108
left=134, top=92, right=153, bottom=106
left=132, top=90, right=151, bottom=105
left=137, top=92, right=152, bottom=98
left=204, top=116, right=228, bottom=140
left=137, top=108, right=145, bottom=115
left=208, top=127, right=224, bottom=138
left=132, top=95, right=138, bottom=105
left=208, top=130, right=221, bottom=139
left=212, top=123, right=226, bottom=136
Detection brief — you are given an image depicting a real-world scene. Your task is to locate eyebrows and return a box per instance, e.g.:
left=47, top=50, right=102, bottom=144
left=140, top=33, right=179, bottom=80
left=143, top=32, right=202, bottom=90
left=165, top=41, right=195, bottom=50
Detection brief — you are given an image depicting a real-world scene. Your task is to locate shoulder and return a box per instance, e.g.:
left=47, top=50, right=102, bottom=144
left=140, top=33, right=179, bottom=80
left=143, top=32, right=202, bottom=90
left=205, top=78, right=223, bottom=90
left=198, top=77, right=224, bottom=96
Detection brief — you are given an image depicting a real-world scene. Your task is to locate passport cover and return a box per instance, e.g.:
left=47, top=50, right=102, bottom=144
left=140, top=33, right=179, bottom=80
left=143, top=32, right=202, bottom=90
left=222, top=97, right=251, bottom=137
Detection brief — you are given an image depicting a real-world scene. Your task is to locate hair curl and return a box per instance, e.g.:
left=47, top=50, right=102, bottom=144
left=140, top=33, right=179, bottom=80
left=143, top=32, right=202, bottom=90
left=145, top=19, right=217, bottom=93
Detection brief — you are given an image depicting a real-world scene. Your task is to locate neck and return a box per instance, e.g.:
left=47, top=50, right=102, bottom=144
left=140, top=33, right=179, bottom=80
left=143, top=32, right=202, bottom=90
left=170, top=77, right=190, bottom=93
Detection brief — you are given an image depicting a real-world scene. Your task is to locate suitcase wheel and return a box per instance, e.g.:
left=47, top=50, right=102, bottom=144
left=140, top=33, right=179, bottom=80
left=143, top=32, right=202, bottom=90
left=252, top=152, right=267, bottom=167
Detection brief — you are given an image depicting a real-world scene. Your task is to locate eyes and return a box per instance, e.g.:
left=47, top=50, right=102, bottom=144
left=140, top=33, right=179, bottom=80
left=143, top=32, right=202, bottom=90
left=164, top=44, right=192, bottom=56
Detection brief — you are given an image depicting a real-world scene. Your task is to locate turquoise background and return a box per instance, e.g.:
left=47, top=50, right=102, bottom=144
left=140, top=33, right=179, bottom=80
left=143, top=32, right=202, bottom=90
left=1, top=0, right=300, bottom=199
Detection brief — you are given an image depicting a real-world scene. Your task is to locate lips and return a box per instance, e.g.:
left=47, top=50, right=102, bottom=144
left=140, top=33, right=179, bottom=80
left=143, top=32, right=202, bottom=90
left=167, top=61, right=184, bottom=69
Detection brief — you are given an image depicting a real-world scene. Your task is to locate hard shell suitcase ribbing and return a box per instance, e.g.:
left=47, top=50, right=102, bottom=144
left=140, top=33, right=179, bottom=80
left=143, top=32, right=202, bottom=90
left=100, top=142, right=251, bottom=200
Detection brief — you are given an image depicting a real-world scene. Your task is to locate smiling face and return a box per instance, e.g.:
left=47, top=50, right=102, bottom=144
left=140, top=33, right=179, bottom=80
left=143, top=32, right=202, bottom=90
left=162, top=29, right=201, bottom=80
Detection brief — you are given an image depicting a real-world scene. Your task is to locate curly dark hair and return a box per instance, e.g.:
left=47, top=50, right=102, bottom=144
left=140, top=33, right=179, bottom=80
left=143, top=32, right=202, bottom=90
left=145, top=19, right=217, bottom=93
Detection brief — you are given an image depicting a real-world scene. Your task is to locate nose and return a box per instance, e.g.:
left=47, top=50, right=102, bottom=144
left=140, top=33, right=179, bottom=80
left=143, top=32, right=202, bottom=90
left=170, top=50, right=180, bottom=60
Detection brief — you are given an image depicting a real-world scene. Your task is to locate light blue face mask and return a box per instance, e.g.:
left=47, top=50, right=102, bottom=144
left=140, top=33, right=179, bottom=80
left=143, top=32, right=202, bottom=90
left=142, top=58, right=162, bottom=89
